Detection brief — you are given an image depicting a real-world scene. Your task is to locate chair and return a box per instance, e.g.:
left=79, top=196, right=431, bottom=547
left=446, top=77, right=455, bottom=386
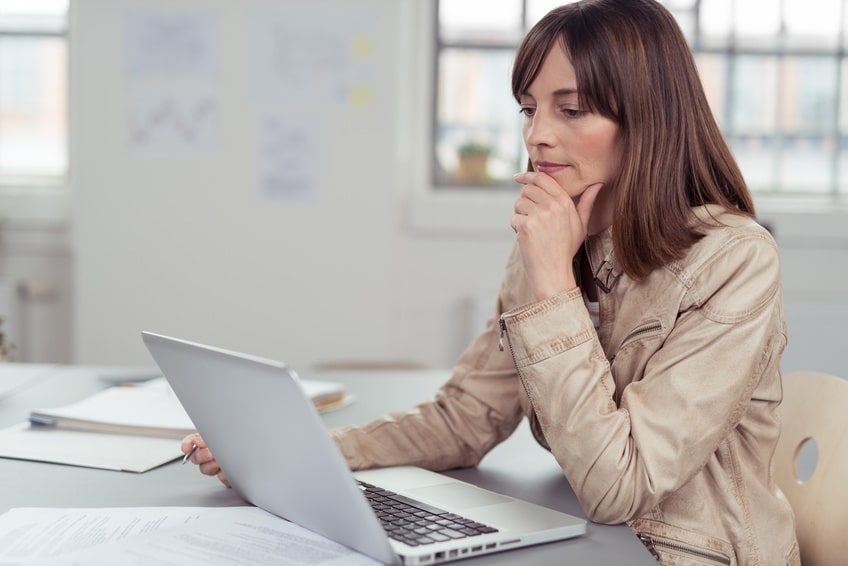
left=773, top=371, right=848, bottom=566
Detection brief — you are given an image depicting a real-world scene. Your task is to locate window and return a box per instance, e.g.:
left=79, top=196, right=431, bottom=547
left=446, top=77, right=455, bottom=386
left=434, top=0, right=566, bottom=189
left=434, top=0, right=848, bottom=201
left=0, top=0, right=69, bottom=185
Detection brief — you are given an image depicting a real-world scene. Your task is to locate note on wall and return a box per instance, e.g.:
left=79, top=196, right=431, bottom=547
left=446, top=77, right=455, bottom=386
left=125, top=10, right=219, bottom=151
left=247, top=7, right=379, bottom=108
left=127, top=89, right=218, bottom=150
left=126, top=10, right=217, bottom=77
left=257, top=113, right=323, bottom=202
left=120, top=4, right=379, bottom=193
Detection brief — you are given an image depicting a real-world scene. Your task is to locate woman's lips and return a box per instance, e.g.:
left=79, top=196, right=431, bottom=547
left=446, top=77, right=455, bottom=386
left=534, top=161, right=567, bottom=175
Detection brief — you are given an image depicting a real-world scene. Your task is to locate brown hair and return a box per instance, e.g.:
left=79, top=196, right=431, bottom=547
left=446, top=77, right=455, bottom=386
left=512, top=0, right=755, bottom=279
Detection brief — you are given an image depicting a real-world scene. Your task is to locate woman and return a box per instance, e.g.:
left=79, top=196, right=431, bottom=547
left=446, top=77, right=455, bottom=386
left=185, top=1, right=799, bottom=563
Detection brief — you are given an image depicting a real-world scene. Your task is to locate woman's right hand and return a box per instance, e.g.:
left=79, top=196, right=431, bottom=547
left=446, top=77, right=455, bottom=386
left=181, top=432, right=231, bottom=487
left=511, top=171, right=603, bottom=300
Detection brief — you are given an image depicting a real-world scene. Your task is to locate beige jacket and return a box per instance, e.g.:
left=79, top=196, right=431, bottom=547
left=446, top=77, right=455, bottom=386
left=332, top=205, right=799, bottom=565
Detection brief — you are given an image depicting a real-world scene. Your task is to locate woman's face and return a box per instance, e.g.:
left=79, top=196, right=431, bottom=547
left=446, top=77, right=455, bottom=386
left=518, top=44, right=622, bottom=204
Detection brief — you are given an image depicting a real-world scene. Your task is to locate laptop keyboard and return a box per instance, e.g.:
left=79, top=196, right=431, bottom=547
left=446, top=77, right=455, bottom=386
left=359, top=481, right=499, bottom=547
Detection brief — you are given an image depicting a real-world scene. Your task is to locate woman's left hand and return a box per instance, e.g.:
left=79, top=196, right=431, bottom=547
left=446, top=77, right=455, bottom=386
left=511, top=171, right=603, bottom=300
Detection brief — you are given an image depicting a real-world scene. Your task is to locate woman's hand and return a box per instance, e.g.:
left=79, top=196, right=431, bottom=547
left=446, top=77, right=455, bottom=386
left=181, top=432, right=231, bottom=487
left=511, top=172, right=603, bottom=300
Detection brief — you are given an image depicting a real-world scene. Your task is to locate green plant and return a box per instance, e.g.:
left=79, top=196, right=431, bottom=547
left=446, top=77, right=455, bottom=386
left=457, top=141, right=491, bottom=156
left=0, top=316, right=14, bottom=362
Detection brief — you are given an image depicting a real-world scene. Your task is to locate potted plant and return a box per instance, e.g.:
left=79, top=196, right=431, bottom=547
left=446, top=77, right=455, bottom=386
left=455, top=141, right=492, bottom=184
left=0, top=317, right=14, bottom=362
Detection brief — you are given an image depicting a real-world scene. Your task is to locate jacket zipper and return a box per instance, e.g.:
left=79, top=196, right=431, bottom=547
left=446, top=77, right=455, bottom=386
left=638, top=534, right=731, bottom=565
left=621, top=321, right=663, bottom=346
left=498, top=318, right=507, bottom=352
left=498, top=318, right=543, bottom=417
left=609, top=321, right=663, bottom=364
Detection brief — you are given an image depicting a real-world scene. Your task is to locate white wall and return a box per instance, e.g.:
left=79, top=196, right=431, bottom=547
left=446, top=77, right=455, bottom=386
left=65, top=0, right=848, bottom=378
left=762, top=211, right=848, bottom=378
left=0, top=190, right=72, bottom=363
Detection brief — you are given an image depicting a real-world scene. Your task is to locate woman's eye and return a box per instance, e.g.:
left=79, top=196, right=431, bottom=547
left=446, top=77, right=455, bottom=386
left=519, top=107, right=535, bottom=117
left=562, top=107, right=582, bottom=118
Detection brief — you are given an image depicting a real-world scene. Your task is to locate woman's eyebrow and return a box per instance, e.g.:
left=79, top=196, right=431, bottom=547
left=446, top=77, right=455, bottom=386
left=519, top=87, right=577, bottom=99
left=552, top=87, right=579, bottom=97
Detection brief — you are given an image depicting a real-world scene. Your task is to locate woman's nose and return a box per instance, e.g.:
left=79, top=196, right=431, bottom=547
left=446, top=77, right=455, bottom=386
left=524, top=114, right=555, bottom=147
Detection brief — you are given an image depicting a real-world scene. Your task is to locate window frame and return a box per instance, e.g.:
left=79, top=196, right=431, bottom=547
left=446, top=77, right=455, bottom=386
left=402, top=0, right=517, bottom=236
left=404, top=0, right=848, bottom=236
left=0, top=2, right=70, bottom=192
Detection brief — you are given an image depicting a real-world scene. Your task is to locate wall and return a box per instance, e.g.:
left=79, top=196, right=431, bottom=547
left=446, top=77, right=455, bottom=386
left=762, top=211, right=848, bottom=378
left=65, top=0, right=848, bottom=379
left=0, top=191, right=71, bottom=363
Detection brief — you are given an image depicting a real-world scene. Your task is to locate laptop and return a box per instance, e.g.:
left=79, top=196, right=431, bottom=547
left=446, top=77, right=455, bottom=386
left=141, top=331, right=586, bottom=565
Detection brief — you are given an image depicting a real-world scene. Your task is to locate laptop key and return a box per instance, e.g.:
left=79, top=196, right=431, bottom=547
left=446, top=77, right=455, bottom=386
left=360, top=480, right=500, bottom=545
left=438, top=528, right=467, bottom=539
left=387, top=493, right=449, bottom=516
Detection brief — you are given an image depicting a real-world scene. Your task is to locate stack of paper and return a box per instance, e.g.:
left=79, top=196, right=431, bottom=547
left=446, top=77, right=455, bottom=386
left=0, top=376, right=350, bottom=473
left=27, top=377, right=349, bottom=437
left=299, top=378, right=349, bottom=412
left=28, top=377, right=195, bottom=439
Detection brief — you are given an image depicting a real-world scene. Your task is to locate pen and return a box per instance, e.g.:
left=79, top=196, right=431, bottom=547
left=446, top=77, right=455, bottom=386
left=182, top=443, right=198, bottom=465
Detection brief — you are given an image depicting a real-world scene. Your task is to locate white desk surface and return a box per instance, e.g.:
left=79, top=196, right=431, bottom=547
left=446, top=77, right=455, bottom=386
left=0, top=364, right=654, bottom=565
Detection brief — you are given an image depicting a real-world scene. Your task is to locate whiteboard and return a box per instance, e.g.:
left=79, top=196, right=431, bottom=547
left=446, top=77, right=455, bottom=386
left=70, top=0, right=402, bottom=367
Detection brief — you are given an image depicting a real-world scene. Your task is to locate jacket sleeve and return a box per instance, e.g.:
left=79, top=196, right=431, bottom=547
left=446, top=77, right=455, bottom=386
left=499, top=229, right=785, bottom=524
left=330, top=251, right=527, bottom=472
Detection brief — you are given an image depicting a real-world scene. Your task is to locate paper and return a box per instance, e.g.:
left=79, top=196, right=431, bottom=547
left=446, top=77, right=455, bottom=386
left=299, top=379, right=350, bottom=412
left=247, top=7, right=379, bottom=106
left=0, top=507, right=382, bottom=565
left=0, top=422, right=180, bottom=472
left=0, top=507, right=214, bottom=560
left=126, top=10, right=217, bottom=77
left=29, top=378, right=195, bottom=439
left=127, top=89, right=219, bottom=151
left=28, top=377, right=348, bottom=439
left=0, top=377, right=350, bottom=472
left=257, top=112, right=323, bottom=203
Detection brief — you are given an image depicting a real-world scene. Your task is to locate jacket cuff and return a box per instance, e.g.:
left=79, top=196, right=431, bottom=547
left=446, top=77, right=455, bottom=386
left=500, top=288, right=596, bottom=368
left=330, top=425, right=367, bottom=470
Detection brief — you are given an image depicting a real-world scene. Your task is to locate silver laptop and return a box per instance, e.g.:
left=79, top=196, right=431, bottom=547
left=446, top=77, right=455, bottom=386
left=142, top=331, right=586, bottom=565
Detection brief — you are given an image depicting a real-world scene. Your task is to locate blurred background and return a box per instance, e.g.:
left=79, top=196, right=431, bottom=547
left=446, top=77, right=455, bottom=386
left=0, top=0, right=845, bottom=378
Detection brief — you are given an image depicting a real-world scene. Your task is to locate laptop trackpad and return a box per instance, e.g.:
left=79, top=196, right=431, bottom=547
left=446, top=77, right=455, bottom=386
left=407, top=483, right=513, bottom=509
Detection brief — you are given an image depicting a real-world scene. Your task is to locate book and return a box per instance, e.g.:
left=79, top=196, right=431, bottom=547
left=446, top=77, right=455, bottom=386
left=300, top=379, right=349, bottom=412
left=28, top=376, right=348, bottom=439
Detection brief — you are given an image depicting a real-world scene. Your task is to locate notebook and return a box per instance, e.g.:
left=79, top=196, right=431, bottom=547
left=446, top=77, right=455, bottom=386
left=141, top=331, right=586, bottom=565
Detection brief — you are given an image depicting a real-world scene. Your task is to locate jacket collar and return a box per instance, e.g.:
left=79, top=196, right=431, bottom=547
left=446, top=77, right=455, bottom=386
left=585, top=205, right=735, bottom=294
left=586, top=227, right=622, bottom=294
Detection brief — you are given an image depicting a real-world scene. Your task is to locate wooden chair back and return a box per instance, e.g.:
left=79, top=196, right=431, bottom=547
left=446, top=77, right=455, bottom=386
left=773, top=371, right=848, bottom=566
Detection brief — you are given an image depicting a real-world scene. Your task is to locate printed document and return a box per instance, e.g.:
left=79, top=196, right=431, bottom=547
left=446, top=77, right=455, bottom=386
left=0, top=506, right=382, bottom=565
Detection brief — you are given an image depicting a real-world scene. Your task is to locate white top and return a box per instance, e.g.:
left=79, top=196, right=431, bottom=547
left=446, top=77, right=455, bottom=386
left=585, top=297, right=600, bottom=329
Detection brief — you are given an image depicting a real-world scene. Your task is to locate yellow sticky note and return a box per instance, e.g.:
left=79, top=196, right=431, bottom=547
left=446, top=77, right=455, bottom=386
left=349, top=84, right=374, bottom=108
left=351, top=35, right=375, bottom=60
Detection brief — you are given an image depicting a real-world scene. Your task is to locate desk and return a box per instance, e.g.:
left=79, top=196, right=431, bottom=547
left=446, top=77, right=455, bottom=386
left=0, top=364, right=653, bottom=565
